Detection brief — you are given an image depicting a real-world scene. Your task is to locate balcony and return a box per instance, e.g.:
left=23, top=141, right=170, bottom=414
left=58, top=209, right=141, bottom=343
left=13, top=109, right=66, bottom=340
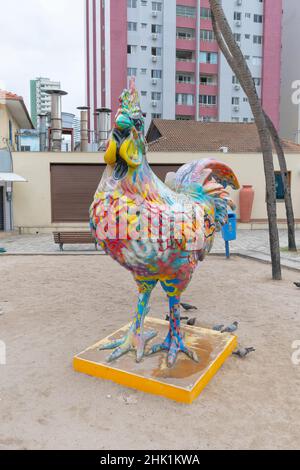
left=199, top=105, right=218, bottom=117
left=200, top=40, right=218, bottom=53
left=200, top=62, right=218, bottom=74
left=176, top=82, right=195, bottom=94
left=199, top=84, right=218, bottom=95
left=176, top=16, right=196, bottom=29
left=176, top=104, right=196, bottom=116
left=176, top=38, right=196, bottom=50
left=176, top=61, right=195, bottom=73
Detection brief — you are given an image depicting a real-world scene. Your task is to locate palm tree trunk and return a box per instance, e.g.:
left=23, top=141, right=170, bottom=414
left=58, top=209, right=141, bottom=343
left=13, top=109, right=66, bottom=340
left=209, top=0, right=282, bottom=280
left=264, top=113, right=297, bottom=251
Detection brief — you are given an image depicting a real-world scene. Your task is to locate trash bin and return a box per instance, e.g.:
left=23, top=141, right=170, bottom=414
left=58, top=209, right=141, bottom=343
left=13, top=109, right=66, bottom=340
left=221, top=212, right=237, bottom=258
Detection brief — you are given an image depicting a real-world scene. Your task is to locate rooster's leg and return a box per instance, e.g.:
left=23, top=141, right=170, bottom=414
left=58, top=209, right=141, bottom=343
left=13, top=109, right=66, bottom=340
left=148, top=292, right=199, bottom=368
left=99, top=280, right=157, bottom=363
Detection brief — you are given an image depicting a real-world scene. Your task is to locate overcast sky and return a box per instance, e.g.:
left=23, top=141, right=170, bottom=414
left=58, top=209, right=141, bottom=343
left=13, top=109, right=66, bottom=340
left=0, top=0, right=85, bottom=117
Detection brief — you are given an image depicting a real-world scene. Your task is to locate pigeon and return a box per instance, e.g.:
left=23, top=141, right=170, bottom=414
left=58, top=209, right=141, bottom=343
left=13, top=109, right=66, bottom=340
left=165, top=315, right=189, bottom=322
left=213, top=324, right=225, bottom=332
left=187, top=317, right=197, bottom=326
left=294, top=282, right=300, bottom=288
left=221, top=321, right=238, bottom=333
left=233, top=347, right=256, bottom=358
left=180, top=302, right=198, bottom=311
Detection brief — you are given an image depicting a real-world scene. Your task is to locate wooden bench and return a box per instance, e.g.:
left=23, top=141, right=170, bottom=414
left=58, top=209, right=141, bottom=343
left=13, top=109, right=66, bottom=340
left=53, top=232, right=98, bottom=252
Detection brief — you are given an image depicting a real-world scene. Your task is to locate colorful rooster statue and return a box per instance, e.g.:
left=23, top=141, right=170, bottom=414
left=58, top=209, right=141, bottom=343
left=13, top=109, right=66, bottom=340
left=90, top=80, right=240, bottom=367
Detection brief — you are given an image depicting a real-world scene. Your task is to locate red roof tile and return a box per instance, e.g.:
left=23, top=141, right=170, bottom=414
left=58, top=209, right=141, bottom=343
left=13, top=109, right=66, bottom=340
left=146, top=119, right=300, bottom=153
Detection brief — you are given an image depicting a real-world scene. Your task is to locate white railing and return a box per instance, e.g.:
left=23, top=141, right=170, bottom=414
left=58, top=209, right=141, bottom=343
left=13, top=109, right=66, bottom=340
left=176, top=58, right=195, bottom=62
left=176, top=35, right=195, bottom=40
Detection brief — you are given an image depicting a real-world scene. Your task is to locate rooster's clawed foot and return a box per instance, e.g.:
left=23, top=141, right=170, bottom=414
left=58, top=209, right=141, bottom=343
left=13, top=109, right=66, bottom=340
left=147, top=334, right=199, bottom=368
left=99, top=329, right=157, bottom=363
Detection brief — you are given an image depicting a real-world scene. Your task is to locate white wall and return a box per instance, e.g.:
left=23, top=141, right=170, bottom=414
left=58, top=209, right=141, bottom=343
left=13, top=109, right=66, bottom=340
left=11, top=150, right=300, bottom=233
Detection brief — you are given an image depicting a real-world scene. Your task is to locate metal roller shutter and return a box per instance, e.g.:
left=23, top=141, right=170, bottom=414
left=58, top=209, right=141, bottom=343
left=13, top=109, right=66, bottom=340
left=50, top=163, right=181, bottom=223
left=51, top=164, right=105, bottom=223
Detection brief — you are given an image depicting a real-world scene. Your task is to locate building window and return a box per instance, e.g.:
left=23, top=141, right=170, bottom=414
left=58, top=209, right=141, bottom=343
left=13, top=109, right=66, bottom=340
left=275, top=172, right=291, bottom=201
left=200, top=30, right=215, bottom=41
left=253, top=35, right=263, bottom=45
left=254, top=14, right=263, bottom=23
left=151, top=92, right=161, bottom=100
left=234, top=12, right=241, bottom=21
left=176, top=115, right=193, bottom=120
left=152, top=47, right=162, bottom=56
left=127, top=67, right=137, bottom=76
left=141, top=91, right=147, bottom=96
left=232, top=76, right=240, bottom=84
left=176, top=5, right=196, bottom=18
left=151, top=69, right=162, bottom=78
left=202, top=116, right=216, bottom=122
left=176, top=50, right=194, bottom=62
left=176, top=27, right=195, bottom=40
left=141, top=45, right=147, bottom=51
left=233, top=33, right=241, bottom=42
left=245, top=13, right=251, bottom=19
left=128, top=22, right=137, bottom=31
left=152, top=24, right=162, bottom=33
left=152, top=1, right=162, bottom=11
left=127, top=0, right=137, bottom=7
left=253, top=77, right=261, bottom=86
left=200, top=7, right=211, bottom=19
left=231, top=117, right=240, bottom=122
left=176, top=73, right=194, bottom=84
left=152, top=113, right=161, bottom=118
left=176, top=93, right=195, bottom=106
left=199, top=95, right=217, bottom=106
left=141, top=68, right=147, bottom=75
left=200, top=75, right=217, bottom=85
left=232, top=97, right=240, bottom=105
left=8, top=120, right=13, bottom=145
left=200, top=52, right=218, bottom=64
left=127, top=45, right=137, bottom=54
left=141, top=23, right=147, bottom=29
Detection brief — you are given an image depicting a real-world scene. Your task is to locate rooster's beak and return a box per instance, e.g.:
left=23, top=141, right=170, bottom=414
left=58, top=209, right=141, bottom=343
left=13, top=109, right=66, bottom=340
left=119, top=138, right=142, bottom=168
left=104, top=139, right=117, bottom=165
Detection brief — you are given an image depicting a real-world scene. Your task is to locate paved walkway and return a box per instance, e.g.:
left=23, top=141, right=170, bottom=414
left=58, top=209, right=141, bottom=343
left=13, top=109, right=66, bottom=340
left=1, top=229, right=300, bottom=269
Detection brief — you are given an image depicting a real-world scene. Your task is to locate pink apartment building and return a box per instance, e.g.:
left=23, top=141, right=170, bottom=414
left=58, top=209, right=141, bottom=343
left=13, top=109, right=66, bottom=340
left=85, top=0, right=282, bottom=135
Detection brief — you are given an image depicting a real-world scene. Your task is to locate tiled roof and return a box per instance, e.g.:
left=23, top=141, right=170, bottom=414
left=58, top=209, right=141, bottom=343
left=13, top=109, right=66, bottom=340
left=0, top=89, right=34, bottom=129
left=0, top=90, right=23, bottom=101
left=146, top=119, right=300, bottom=153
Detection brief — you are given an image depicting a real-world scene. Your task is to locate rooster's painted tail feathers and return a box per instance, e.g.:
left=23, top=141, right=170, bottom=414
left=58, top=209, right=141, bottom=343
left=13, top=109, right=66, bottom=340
left=174, top=159, right=240, bottom=230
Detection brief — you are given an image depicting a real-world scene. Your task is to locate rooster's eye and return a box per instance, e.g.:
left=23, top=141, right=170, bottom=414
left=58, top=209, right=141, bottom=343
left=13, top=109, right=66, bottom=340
left=133, top=119, right=142, bottom=131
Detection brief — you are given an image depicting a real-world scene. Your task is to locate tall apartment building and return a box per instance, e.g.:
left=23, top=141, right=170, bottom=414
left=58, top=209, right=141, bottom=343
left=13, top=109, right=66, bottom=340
left=280, top=0, right=300, bottom=143
left=85, top=0, right=282, bottom=133
left=30, top=77, right=61, bottom=129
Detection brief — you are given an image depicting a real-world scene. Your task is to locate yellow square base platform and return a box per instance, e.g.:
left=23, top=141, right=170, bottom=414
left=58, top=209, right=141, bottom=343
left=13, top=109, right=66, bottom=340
left=73, top=317, right=237, bottom=404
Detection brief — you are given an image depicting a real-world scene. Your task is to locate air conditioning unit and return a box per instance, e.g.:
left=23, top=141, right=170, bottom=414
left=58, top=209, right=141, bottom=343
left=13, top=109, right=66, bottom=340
left=233, top=105, right=240, bottom=112
left=236, top=0, right=242, bottom=5
left=152, top=11, right=158, bottom=17
left=152, top=100, right=157, bottom=107
left=152, top=78, right=157, bottom=85
left=152, top=56, right=157, bottom=62
left=234, top=84, right=241, bottom=91
left=152, top=33, right=158, bottom=40
left=235, top=20, right=241, bottom=27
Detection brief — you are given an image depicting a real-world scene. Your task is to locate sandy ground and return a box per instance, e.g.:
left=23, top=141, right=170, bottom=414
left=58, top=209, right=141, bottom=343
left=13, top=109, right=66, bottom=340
left=0, top=254, right=300, bottom=450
